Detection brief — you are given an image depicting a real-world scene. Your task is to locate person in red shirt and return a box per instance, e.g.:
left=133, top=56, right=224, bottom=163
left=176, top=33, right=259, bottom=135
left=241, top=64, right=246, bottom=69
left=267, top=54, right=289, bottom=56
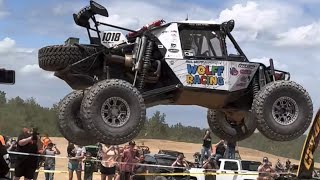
left=119, top=141, right=139, bottom=180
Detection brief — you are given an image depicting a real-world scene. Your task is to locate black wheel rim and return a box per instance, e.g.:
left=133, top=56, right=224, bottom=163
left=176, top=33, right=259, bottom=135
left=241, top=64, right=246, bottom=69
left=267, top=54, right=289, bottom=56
left=100, top=97, right=130, bottom=127
left=272, top=96, right=299, bottom=125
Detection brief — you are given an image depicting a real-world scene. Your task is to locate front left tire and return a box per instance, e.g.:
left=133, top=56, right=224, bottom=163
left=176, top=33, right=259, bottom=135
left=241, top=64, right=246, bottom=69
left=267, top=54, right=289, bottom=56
left=80, top=79, right=146, bottom=145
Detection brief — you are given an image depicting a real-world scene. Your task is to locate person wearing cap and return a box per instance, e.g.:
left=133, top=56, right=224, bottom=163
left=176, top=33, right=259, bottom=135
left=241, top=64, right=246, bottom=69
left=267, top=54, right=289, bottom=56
left=41, top=134, right=52, bottom=150
left=119, top=141, right=139, bottom=180
left=257, top=157, right=277, bottom=180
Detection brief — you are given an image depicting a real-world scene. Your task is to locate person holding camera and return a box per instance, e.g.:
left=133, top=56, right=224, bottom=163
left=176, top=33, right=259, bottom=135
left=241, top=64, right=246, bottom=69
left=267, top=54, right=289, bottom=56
left=258, top=157, right=278, bottom=180
left=13, top=128, right=40, bottom=180
left=171, top=154, right=189, bottom=180
left=43, top=143, right=60, bottom=180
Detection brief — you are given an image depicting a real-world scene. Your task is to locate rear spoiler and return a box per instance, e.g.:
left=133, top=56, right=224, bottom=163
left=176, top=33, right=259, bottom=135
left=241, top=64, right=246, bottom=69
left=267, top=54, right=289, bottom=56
left=73, top=0, right=108, bottom=28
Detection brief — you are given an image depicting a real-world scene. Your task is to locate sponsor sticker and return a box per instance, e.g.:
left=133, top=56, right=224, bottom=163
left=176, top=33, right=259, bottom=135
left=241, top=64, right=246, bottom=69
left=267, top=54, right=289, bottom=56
left=238, top=63, right=256, bottom=69
left=236, top=82, right=246, bottom=87
left=230, top=67, right=239, bottom=76
left=171, top=43, right=177, bottom=48
left=240, top=76, right=250, bottom=82
left=168, top=49, right=179, bottom=53
left=240, top=69, right=252, bottom=75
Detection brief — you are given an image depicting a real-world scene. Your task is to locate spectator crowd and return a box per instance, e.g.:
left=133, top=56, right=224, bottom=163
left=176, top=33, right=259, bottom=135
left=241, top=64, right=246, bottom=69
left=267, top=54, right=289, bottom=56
left=0, top=127, right=149, bottom=180
left=0, top=128, right=293, bottom=180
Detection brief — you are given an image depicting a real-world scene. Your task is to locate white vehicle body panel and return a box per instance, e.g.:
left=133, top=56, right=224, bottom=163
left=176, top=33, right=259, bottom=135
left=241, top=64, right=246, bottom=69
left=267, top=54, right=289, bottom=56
left=165, top=59, right=259, bottom=91
left=151, top=23, right=184, bottom=59
left=150, top=22, right=260, bottom=92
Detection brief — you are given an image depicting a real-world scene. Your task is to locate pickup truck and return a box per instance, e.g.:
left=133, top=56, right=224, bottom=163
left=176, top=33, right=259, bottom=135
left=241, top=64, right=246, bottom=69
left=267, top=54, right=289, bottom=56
left=188, top=159, right=261, bottom=180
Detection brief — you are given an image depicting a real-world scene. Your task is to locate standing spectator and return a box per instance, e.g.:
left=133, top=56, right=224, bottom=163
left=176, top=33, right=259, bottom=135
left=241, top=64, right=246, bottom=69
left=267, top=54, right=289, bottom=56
left=7, top=138, right=18, bottom=179
left=226, top=140, right=236, bottom=159
left=100, top=145, right=119, bottom=180
left=171, top=154, right=189, bottom=180
left=257, top=157, right=278, bottom=180
left=119, top=141, right=139, bottom=180
left=14, top=127, right=39, bottom=180
left=29, top=128, right=43, bottom=180
left=67, top=143, right=85, bottom=180
left=83, top=152, right=94, bottom=180
left=202, top=155, right=218, bottom=170
left=0, top=142, right=10, bottom=180
left=200, top=130, right=212, bottom=167
left=43, top=143, right=60, bottom=180
left=41, top=134, right=52, bottom=150
left=285, top=159, right=291, bottom=172
left=132, top=155, right=148, bottom=180
left=214, top=140, right=226, bottom=160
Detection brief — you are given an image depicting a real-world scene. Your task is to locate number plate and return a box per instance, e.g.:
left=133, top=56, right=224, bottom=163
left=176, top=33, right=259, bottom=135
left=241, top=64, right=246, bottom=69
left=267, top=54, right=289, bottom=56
left=100, top=31, right=128, bottom=48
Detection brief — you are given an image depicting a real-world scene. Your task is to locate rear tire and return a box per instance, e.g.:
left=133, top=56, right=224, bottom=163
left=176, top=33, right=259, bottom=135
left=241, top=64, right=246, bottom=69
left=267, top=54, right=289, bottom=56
left=80, top=79, right=146, bottom=145
left=252, top=80, right=313, bottom=141
left=58, top=90, right=97, bottom=146
left=38, top=45, right=98, bottom=71
left=207, top=109, right=257, bottom=142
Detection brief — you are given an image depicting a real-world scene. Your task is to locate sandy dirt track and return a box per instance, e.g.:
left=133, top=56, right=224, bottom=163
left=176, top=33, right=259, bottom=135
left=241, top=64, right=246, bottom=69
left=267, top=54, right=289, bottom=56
left=28, top=137, right=317, bottom=180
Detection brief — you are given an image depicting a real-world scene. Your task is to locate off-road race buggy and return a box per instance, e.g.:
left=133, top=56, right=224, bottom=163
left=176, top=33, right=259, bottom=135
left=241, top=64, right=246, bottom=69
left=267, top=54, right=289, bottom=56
left=38, top=1, right=313, bottom=146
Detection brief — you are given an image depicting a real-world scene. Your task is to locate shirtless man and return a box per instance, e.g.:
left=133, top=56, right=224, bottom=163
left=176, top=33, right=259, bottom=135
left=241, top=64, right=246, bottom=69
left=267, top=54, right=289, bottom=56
left=100, top=144, right=119, bottom=180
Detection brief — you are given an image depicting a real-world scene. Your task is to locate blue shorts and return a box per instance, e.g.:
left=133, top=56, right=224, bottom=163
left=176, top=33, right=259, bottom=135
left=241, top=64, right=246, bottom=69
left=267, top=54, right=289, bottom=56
left=68, top=161, right=81, bottom=171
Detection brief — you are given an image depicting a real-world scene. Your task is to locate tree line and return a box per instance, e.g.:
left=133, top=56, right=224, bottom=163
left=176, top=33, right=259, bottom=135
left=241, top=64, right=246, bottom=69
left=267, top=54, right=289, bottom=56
left=0, top=90, right=318, bottom=162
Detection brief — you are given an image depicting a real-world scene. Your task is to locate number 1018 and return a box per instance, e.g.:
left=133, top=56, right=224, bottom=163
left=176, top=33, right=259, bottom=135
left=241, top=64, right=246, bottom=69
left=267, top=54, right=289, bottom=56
left=102, top=32, right=121, bottom=42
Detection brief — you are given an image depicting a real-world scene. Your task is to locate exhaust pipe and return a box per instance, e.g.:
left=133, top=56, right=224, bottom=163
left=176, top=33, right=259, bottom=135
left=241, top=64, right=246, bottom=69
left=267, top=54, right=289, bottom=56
left=104, top=54, right=134, bottom=68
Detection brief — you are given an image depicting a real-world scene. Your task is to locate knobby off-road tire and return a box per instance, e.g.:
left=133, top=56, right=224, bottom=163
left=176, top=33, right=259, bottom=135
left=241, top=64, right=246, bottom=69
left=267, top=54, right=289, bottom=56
left=207, top=109, right=257, bottom=142
left=252, top=80, right=313, bottom=141
left=80, top=79, right=146, bottom=145
left=58, top=90, right=98, bottom=146
left=38, top=45, right=97, bottom=71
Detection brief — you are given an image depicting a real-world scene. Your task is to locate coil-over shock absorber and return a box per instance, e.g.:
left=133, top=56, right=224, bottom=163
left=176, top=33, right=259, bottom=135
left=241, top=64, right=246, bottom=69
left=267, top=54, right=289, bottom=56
left=138, top=40, right=153, bottom=90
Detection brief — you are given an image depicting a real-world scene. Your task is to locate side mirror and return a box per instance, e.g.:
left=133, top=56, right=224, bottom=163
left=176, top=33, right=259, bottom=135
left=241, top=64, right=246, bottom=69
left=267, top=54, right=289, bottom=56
left=0, top=69, right=15, bottom=84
